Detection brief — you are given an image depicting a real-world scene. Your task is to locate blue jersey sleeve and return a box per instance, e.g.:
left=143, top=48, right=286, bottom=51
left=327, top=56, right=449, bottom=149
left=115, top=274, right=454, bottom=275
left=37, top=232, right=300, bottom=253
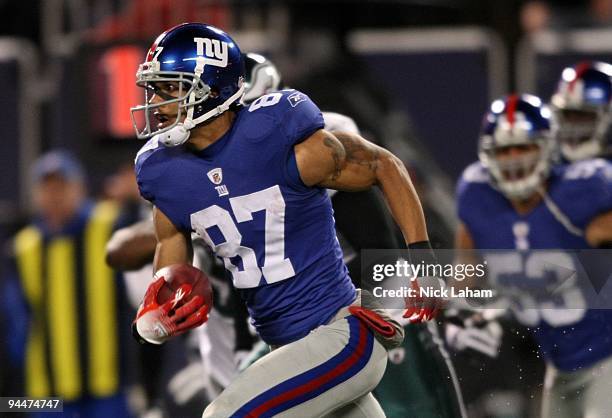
left=134, top=136, right=168, bottom=203
left=242, top=90, right=324, bottom=188
left=557, top=159, right=612, bottom=228
left=456, top=161, right=490, bottom=225
left=278, top=90, right=325, bottom=145
left=591, top=162, right=612, bottom=214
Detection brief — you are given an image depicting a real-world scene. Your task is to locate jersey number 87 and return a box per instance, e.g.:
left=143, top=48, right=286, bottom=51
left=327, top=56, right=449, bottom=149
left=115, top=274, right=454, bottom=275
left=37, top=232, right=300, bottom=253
left=190, top=185, right=295, bottom=289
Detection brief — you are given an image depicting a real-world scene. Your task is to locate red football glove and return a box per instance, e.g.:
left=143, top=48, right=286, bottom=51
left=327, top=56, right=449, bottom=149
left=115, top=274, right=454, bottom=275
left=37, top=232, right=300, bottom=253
left=133, top=276, right=210, bottom=345
left=403, top=276, right=446, bottom=323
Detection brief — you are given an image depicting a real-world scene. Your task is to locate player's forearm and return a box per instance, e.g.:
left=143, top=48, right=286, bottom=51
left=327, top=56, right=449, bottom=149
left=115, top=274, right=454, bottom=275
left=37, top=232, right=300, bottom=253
left=152, top=207, right=193, bottom=271
left=105, top=219, right=157, bottom=271
left=585, top=210, right=612, bottom=247
left=153, top=238, right=193, bottom=271
left=312, top=130, right=428, bottom=243
left=375, top=151, right=429, bottom=244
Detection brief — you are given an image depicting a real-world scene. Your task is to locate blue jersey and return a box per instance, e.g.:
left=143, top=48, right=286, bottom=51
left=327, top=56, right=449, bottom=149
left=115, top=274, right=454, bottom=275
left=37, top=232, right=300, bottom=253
left=457, top=159, right=612, bottom=371
left=135, top=90, right=356, bottom=345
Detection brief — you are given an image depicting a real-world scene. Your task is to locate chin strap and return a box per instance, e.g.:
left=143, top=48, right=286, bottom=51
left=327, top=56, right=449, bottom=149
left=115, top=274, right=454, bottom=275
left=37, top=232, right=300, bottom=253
left=159, top=85, right=245, bottom=147
left=192, top=85, right=245, bottom=126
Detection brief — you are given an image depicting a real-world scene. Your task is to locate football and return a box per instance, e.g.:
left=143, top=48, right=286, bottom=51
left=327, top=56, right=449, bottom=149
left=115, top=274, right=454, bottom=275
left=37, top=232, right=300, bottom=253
left=154, top=264, right=213, bottom=312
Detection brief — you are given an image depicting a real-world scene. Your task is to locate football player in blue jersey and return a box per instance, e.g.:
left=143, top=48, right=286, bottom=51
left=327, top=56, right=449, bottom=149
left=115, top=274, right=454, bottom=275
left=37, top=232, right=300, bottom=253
left=550, top=61, right=612, bottom=162
left=109, top=50, right=462, bottom=417
left=456, top=93, right=612, bottom=418
left=129, top=23, right=441, bottom=417
left=238, top=52, right=467, bottom=418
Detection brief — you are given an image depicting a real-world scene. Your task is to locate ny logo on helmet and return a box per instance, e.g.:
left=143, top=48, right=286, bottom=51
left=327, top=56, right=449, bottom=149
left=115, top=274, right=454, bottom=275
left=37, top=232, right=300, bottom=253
left=194, top=37, right=228, bottom=68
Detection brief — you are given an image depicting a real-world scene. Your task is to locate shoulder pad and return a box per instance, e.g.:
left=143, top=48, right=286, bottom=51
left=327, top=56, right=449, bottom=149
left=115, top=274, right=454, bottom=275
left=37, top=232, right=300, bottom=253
left=456, top=161, right=499, bottom=226
left=135, top=135, right=163, bottom=171
left=551, top=159, right=612, bottom=230
left=244, top=89, right=324, bottom=146
left=461, top=161, right=489, bottom=184
left=245, top=89, right=311, bottom=116
left=456, top=161, right=491, bottom=206
left=134, top=135, right=170, bottom=202
left=561, top=158, right=612, bottom=181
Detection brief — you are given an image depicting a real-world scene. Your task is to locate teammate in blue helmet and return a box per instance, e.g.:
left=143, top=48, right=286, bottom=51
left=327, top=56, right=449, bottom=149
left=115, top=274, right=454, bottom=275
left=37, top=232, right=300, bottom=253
left=457, top=93, right=612, bottom=417
left=130, top=23, right=441, bottom=417
left=478, top=94, right=556, bottom=200
left=550, top=61, right=612, bottom=161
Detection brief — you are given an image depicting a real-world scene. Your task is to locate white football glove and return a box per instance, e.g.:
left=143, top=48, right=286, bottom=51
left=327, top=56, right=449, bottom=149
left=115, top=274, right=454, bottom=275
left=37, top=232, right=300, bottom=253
left=445, top=314, right=503, bottom=358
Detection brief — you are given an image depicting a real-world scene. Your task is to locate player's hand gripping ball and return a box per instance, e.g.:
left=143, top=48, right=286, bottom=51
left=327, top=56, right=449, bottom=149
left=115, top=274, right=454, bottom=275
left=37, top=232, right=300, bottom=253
left=133, top=264, right=213, bottom=345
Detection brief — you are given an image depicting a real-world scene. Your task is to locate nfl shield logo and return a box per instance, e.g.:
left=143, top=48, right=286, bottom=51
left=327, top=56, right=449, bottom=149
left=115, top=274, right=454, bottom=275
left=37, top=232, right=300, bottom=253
left=207, top=168, right=223, bottom=185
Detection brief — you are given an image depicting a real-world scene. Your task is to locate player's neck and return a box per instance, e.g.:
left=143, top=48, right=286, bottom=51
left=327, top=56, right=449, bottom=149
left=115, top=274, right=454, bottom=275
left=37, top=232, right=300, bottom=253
left=510, top=190, right=543, bottom=215
left=187, top=111, right=236, bottom=151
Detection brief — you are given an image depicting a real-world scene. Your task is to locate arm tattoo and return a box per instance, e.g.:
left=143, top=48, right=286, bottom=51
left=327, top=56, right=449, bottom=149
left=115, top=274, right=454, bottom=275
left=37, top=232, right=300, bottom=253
left=333, top=131, right=380, bottom=174
left=323, top=131, right=346, bottom=181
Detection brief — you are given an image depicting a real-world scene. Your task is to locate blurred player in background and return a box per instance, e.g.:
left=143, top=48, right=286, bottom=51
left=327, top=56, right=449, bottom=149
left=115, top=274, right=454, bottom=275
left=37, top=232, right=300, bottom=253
left=1, top=150, right=134, bottom=418
left=126, top=22, right=446, bottom=417
left=550, top=61, right=612, bottom=162
left=456, top=94, right=612, bottom=418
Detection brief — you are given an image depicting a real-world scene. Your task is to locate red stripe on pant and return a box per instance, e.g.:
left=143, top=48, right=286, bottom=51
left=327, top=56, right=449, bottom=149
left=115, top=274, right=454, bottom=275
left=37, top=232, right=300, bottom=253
left=246, top=320, right=369, bottom=418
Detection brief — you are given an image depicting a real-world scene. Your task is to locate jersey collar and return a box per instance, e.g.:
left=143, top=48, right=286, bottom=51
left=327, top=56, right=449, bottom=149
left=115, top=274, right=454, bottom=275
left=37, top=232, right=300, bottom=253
left=196, top=109, right=243, bottom=160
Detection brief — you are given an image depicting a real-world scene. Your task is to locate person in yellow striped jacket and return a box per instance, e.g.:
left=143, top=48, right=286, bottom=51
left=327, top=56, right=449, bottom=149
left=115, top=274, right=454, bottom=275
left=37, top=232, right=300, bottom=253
left=1, top=150, right=134, bottom=418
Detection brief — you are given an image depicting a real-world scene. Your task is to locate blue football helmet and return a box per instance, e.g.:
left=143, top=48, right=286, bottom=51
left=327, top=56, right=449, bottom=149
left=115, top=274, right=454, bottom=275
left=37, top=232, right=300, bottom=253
left=241, top=52, right=282, bottom=104
left=130, top=23, right=245, bottom=146
left=550, top=61, right=612, bottom=161
left=479, top=94, right=555, bottom=200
